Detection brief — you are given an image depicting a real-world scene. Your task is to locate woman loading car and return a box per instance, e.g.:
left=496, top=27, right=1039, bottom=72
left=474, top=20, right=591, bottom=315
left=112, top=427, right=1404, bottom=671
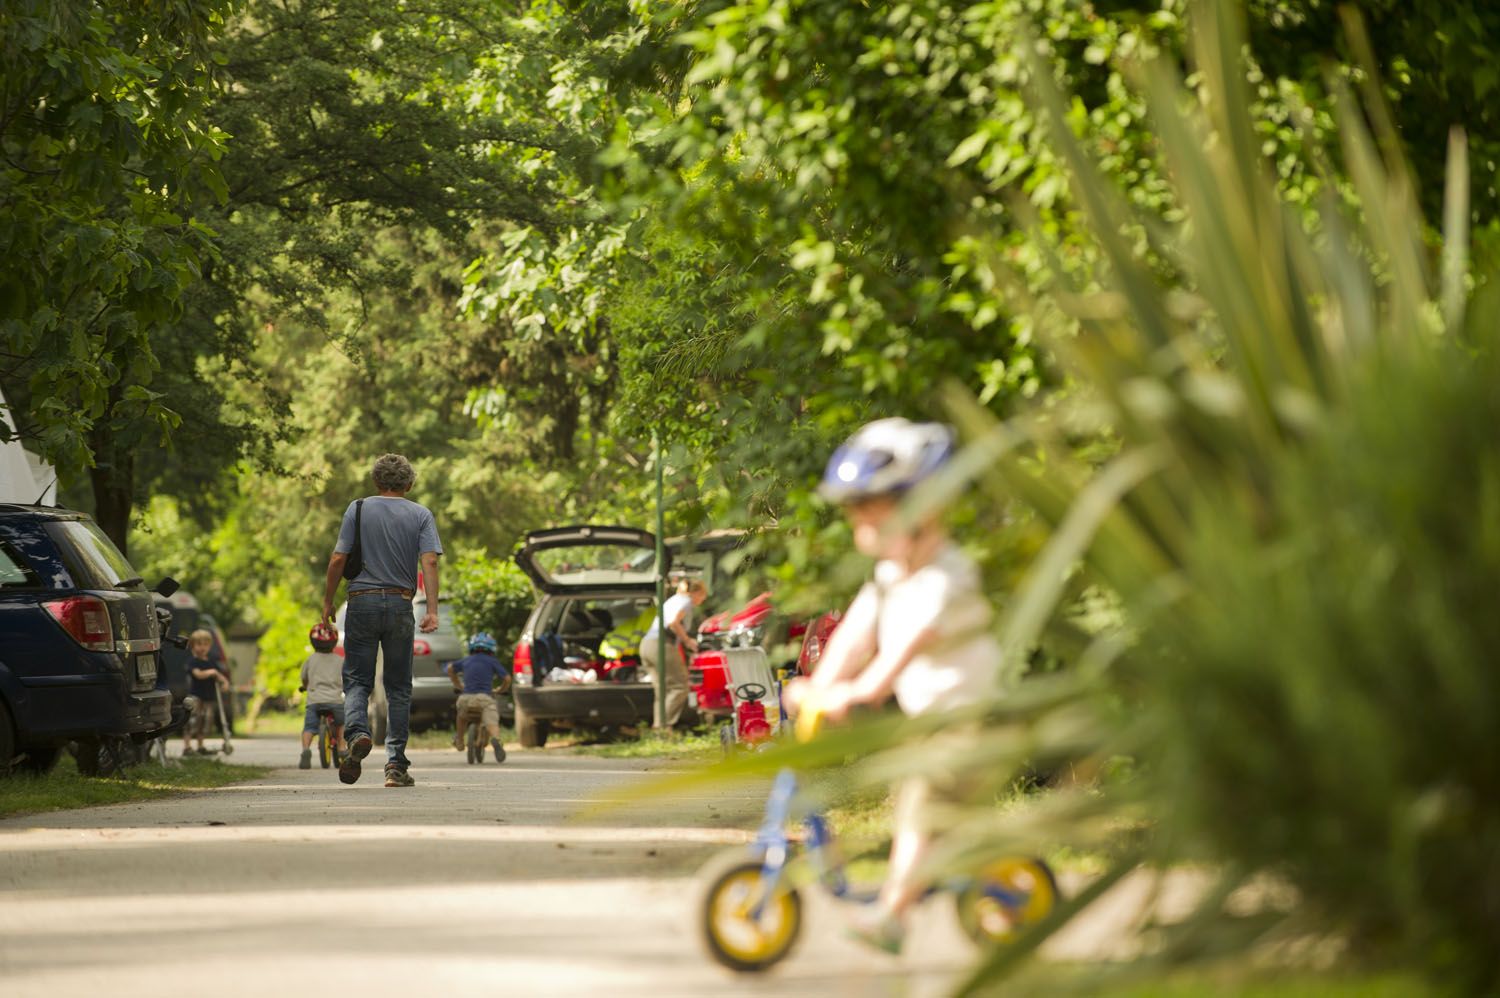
left=641, top=578, right=708, bottom=729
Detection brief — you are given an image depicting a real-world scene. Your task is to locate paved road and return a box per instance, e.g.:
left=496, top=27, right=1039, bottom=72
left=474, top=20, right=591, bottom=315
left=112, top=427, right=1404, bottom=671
left=0, top=736, right=987, bottom=998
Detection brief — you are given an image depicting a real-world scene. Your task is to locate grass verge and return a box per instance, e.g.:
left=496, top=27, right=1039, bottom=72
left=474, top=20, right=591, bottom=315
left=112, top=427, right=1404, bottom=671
left=559, top=728, right=722, bottom=761
left=0, top=755, right=273, bottom=819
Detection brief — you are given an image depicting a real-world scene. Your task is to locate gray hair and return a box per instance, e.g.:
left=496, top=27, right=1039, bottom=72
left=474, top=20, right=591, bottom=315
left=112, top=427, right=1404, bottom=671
left=371, top=453, right=416, bottom=492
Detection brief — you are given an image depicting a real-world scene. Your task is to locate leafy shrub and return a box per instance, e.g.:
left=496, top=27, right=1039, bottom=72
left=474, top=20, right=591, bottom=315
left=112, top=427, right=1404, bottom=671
left=1142, top=331, right=1500, bottom=980
left=447, top=553, right=535, bottom=652
left=252, top=583, right=314, bottom=700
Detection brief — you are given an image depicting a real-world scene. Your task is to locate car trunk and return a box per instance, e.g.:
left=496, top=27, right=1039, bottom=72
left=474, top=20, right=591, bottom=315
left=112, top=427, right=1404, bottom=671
left=513, top=526, right=691, bottom=728
left=99, top=590, right=162, bottom=691
left=41, top=517, right=161, bottom=691
left=525, top=592, right=660, bottom=684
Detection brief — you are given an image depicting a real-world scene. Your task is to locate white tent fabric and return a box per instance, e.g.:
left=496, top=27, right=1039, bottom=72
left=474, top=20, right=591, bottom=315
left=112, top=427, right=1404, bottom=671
left=0, top=389, right=56, bottom=505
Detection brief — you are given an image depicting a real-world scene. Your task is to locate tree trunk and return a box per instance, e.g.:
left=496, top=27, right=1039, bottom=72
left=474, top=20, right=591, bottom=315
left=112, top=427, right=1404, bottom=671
left=88, top=425, right=135, bottom=558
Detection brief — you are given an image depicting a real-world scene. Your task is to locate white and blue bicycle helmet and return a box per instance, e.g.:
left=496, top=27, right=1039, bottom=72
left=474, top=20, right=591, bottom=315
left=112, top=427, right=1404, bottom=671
left=468, top=632, right=498, bottom=654
left=818, top=418, right=956, bottom=503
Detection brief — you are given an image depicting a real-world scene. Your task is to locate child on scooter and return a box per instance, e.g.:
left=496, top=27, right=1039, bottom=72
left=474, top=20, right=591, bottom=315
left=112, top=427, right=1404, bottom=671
left=185, top=630, right=229, bottom=755
left=785, top=418, right=1004, bottom=954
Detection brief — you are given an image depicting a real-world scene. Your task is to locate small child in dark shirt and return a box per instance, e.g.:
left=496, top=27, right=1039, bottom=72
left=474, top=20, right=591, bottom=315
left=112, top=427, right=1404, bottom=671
left=446, top=633, right=510, bottom=764
left=185, top=629, right=228, bottom=755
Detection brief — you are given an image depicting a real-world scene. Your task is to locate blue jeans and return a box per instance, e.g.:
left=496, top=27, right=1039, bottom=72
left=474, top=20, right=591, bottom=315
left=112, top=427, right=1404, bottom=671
left=302, top=703, right=345, bottom=734
left=343, top=595, right=414, bottom=768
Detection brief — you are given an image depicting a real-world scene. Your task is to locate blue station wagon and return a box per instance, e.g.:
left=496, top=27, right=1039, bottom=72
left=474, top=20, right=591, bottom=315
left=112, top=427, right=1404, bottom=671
left=0, top=505, right=173, bottom=773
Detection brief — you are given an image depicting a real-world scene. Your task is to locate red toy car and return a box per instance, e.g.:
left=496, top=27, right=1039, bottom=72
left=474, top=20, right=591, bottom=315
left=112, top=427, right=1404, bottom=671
left=688, top=593, right=841, bottom=721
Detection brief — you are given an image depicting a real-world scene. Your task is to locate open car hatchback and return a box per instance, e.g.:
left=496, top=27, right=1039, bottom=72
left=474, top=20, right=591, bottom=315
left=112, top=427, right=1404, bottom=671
left=510, top=526, right=671, bottom=747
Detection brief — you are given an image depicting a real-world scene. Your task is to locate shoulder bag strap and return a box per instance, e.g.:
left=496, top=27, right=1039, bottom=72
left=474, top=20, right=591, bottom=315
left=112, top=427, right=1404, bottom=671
left=343, top=499, right=366, bottom=580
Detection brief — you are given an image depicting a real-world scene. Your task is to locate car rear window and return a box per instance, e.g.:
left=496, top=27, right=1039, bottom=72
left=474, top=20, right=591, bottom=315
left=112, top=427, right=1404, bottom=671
left=547, top=595, right=656, bottom=634
left=0, top=541, right=40, bottom=588
left=44, top=520, right=140, bottom=590
left=534, top=544, right=660, bottom=588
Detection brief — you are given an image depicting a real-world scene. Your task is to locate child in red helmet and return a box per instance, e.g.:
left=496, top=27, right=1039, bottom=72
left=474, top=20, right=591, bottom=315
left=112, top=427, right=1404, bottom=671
left=298, top=623, right=345, bottom=769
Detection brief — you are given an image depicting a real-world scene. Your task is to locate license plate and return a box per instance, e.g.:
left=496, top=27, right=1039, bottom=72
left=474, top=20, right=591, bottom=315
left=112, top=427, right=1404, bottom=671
left=136, top=654, right=157, bottom=683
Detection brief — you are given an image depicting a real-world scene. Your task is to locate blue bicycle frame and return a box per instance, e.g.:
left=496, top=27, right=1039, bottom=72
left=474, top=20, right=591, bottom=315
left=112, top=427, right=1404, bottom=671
left=747, top=769, right=1035, bottom=921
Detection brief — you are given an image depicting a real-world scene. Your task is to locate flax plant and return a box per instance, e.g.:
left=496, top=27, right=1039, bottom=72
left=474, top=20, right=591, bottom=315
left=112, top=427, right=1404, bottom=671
left=911, top=0, right=1498, bottom=990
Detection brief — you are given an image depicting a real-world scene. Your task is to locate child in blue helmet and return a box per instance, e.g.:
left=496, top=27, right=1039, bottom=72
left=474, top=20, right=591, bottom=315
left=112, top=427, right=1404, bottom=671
left=787, top=418, right=1004, bottom=954
left=446, top=632, right=510, bottom=763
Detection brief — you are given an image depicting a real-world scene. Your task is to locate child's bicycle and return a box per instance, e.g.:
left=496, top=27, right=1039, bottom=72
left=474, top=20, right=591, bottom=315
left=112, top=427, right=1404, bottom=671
left=459, top=702, right=488, bottom=764
left=299, top=685, right=342, bottom=768
left=695, top=700, right=1059, bottom=972
left=313, top=705, right=343, bottom=769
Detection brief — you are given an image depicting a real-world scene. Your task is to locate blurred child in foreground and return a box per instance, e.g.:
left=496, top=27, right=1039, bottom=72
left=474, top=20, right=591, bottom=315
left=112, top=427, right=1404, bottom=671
left=786, top=418, right=1003, bottom=954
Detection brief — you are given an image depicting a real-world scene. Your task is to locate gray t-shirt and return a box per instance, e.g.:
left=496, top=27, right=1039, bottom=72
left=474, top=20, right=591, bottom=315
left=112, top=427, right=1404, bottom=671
left=300, top=651, right=345, bottom=704
left=335, top=496, right=442, bottom=593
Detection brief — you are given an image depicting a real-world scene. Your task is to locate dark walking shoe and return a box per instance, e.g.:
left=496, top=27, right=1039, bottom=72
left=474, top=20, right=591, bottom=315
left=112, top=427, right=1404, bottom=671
left=383, top=764, right=415, bottom=788
left=490, top=738, right=506, bottom=764
left=339, top=734, right=372, bottom=785
left=298, top=749, right=311, bottom=770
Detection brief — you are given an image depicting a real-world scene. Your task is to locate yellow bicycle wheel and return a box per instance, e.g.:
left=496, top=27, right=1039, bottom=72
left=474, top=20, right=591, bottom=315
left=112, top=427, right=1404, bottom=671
left=696, top=850, right=803, bottom=972
left=955, top=857, right=1059, bottom=946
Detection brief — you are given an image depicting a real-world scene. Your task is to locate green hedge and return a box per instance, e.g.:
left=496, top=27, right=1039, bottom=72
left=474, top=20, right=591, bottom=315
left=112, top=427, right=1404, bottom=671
left=446, top=553, right=536, bottom=654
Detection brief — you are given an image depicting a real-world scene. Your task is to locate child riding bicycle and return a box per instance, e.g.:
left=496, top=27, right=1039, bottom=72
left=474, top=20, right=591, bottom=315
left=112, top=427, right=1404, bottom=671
left=447, top=633, right=510, bottom=763
left=298, top=623, right=346, bottom=769
left=784, top=418, right=1005, bottom=955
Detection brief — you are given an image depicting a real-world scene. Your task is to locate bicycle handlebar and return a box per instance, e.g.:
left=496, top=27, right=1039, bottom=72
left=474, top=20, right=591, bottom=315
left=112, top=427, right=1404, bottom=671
left=794, top=690, right=827, bottom=744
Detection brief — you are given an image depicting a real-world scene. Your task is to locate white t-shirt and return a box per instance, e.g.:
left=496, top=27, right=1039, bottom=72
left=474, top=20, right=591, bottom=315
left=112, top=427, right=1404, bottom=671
left=849, top=544, right=1002, bottom=716
left=644, top=592, right=694, bottom=642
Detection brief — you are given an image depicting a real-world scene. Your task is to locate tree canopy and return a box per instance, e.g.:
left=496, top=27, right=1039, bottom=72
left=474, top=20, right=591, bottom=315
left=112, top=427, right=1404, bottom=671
left=3, top=0, right=1494, bottom=631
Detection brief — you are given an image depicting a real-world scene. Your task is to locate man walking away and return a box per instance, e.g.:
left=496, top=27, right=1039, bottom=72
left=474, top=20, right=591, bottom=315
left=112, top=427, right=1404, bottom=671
left=322, top=454, right=442, bottom=788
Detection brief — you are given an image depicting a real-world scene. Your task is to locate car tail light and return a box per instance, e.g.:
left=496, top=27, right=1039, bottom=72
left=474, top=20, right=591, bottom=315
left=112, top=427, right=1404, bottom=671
left=413, top=639, right=431, bottom=656
left=43, top=595, right=114, bottom=652
left=513, top=640, right=532, bottom=677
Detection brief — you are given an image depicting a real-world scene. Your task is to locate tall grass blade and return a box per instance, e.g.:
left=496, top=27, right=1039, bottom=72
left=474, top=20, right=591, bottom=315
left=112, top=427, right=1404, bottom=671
left=1442, top=128, right=1470, bottom=333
